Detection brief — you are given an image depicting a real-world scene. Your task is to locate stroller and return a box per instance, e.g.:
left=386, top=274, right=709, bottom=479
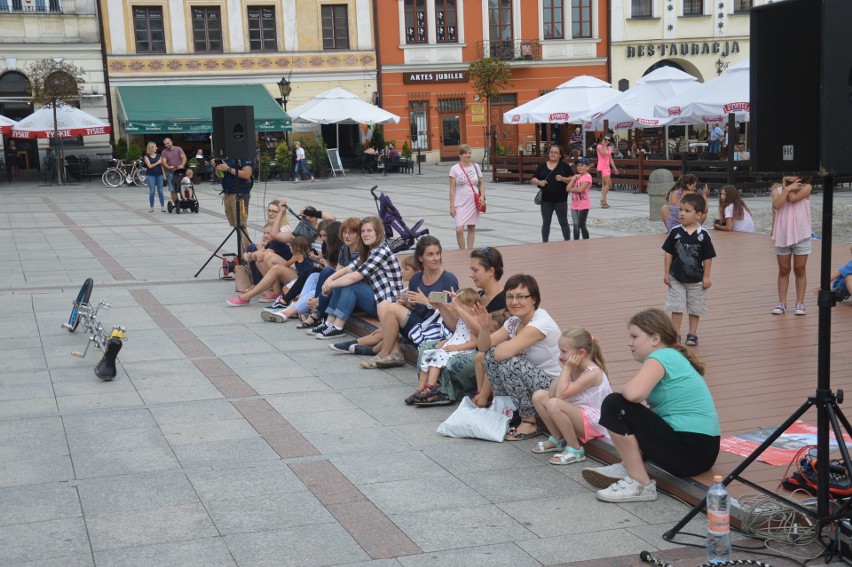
left=370, top=185, right=429, bottom=253
left=166, top=168, right=200, bottom=214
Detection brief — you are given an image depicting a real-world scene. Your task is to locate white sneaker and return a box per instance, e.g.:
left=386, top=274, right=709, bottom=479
left=260, top=310, right=287, bottom=323
left=581, top=462, right=629, bottom=489
left=596, top=477, right=657, bottom=503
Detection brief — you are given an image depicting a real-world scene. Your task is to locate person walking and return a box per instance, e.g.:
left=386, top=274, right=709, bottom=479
left=143, top=141, right=166, bottom=212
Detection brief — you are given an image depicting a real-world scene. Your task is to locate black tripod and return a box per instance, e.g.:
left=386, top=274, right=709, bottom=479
left=194, top=191, right=250, bottom=278
left=664, top=176, right=852, bottom=548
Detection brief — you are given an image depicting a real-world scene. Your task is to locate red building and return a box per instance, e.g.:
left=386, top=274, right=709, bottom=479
left=377, top=0, right=611, bottom=163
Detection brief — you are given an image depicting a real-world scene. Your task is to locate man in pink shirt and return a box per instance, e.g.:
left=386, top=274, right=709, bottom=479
left=161, top=138, right=187, bottom=205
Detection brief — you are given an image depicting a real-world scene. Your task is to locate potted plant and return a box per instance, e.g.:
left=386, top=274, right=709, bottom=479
left=303, top=136, right=328, bottom=178
left=257, top=153, right=271, bottom=182
left=401, top=141, right=413, bottom=160
left=275, top=141, right=292, bottom=180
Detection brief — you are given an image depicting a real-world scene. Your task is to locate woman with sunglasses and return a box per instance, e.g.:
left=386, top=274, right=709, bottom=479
left=531, top=144, right=573, bottom=242
left=472, top=274, right=561, bottom=440
left=596, top=136, right=619, bottom=209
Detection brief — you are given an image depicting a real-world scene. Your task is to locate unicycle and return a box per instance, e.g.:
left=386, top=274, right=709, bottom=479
left=66, top=277, right=93, bottom=332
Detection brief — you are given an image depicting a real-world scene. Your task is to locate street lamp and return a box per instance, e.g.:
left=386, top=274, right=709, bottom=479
left=714, top=58, right=730, bottom=76
left=277, top=76, right=292, bottom=147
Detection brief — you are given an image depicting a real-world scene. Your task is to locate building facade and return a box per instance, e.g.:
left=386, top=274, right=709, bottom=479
left=99, top=0, right=378, bottom=158
left=0, top=0, right=109, bottom=173
left=377, top=0, right=611, bottom=163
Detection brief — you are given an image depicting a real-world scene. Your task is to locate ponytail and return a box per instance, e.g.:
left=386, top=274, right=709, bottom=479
left=673, top=343, right=705, bottom=376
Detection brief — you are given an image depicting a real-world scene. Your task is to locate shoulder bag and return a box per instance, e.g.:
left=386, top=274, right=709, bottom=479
left=462, top=164, right=486, bottom=213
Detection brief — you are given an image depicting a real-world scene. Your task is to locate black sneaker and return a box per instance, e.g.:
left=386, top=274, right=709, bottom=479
left=351, top=345, right=374, bottom=356
left=305, top=322, right=326, bottom=336
left=328, top=339, right=357, bottom=353
left=316, top=326, right=346, bottom=340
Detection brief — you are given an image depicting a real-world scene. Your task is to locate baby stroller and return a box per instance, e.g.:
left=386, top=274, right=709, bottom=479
left=370, top=185, right=429, bottom=253
left=166, top=168, right=200, bottom=214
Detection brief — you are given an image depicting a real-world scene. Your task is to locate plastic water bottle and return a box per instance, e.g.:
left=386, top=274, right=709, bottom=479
left=706, top=475, right=731, bottom=563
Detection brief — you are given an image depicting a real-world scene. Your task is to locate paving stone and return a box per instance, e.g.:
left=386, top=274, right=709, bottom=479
left=137, top=383, right=225, bottom=405
left=148, top=399, right=244, bottom=425
left=300, top=424, right=409, bottom=456
left=93, top=538, right=236, bottom=567
left=224, top=523, right=370, bottom=567
left=359, top=474, right=489, bottom=516
left=72, top=444, right=181, bottom=479
left=396, top=542, right=539, bottom=567
left=264, top=390, right=359, bottom=415
left=170, top=437, right=280, bottom=468
left=329, top=450, right=450, bottom=486
left=76, top=470, right=199, bottom=515
left=187, top=461, right=306, bottom=503
left=161, top=418, right=258, bottom=446
left=0, top=517, right=90, bottom=564
left=0, top=454, right=74, bottom=488
left=0, top=396, right=58, bottom=419
left=284, top=407, right=381, bottom=433
left=422, top=440, right=543, bottom=475
left=516, top=527, right=656, bottom=565
left=86, top=503, right=218, bottom=552
left=56, top=390, right=145, bottom=412
left=205, top=490, right=334, bottom=534
left=0, top=484, right=81, bottom=527
left=457, top=464, right=587, bottom=504
left=62, top=407, right=157, bottom=434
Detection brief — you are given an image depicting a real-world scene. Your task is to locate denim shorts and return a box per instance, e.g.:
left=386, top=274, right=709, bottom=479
left=774, top=238, right=812, bottom=256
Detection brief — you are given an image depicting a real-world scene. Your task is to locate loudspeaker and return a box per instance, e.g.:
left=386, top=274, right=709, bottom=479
left=750, top=0, right=852, bottom=175
left=212, top=106, right=256, bottom=160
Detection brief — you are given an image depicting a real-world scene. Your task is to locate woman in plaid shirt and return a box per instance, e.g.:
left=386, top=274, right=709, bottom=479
left=316, top=217, right=404, bottom=340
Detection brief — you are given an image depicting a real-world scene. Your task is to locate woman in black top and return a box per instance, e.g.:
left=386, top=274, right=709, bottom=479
left=531, top=144, right=573, bottom=242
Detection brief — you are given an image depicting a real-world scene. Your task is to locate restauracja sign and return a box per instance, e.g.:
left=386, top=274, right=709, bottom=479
left=626, top=40, right=740, bottom=58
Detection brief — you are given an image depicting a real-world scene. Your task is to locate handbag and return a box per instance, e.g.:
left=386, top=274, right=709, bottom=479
left=534, top=190, right=542, bottom=205
left=436, top=396, right=516, bottom=442
left=461, top=165, right=486, bottom=213
left=234, top=264, right=252, bottom=293
left=286, top=205, right=318, bottom=240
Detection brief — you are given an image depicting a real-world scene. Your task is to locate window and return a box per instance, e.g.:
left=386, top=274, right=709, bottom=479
left=683, top=0, right=703, bottom=15
left=543, top=0, right=563, bottom=39
left=435, top=0, right=457, bottom=43
left=133, top=6, right=165, bottom=53
left=322, top=5, right=350, bottom=50
left=437, top=98, right=464, bottom=112
left=404, top=0, right=427, bottom=44
left=571, top=0, right=591, bottom=38
left=488, top=0, right=513, bottom=58
left=631, top=0, right=652, bottom=17
left=733, top=0, right=751, bottom=12
left=248, top=6, right=277, bottom=52
left=192, top=6, right=223, bottom=52
left=409, top=101, right=429, bottom=149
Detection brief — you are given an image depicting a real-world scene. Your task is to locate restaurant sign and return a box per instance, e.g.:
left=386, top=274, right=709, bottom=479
left=403, top=71, right=468, bottom=84
left=627, top=40, right=740, bottom=58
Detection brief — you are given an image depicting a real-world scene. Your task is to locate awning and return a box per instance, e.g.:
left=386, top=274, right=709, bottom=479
left=116, top=84, right=291, bottom=134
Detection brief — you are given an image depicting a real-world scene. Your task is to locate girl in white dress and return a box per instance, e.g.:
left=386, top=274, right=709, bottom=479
left=531, top=327, right=612, bottom=465
left=409, top=289, right=481, bottom=405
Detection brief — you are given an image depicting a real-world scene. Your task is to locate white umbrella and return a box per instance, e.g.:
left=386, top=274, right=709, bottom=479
left=11, top=103, right=111, bottom=138
left=0, top=113, right=14, bottom=135
left=582, top=66, right=699, bottom=130
left=289, top=87, right=400, bottom=125
left=502, top=75, right=620, bottom=124
left=653, top=60, right=750, bottom=124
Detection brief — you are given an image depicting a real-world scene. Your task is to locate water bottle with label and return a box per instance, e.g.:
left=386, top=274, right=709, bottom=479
left=706, top=475, right=731, bottom=563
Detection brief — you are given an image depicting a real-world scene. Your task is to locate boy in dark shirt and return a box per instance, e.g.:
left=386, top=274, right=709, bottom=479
left=662, top=193, right=716, bottom=346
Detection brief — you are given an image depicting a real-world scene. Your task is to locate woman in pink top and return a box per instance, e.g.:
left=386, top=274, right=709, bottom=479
left=771, top=176, right=813, bottom=316
left=596, top=135, right=618, bottom=209
left=449, top=144, right=484, bottom=249
left=566, top=157, right=593, bottom=239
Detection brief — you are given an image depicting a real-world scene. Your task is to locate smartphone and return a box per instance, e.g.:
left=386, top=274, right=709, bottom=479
left=429, top=291, right=448, bottom=304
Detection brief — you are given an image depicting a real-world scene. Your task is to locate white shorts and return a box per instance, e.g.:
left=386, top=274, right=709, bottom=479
left=774, top=238, right=812, bottom=256
left=665, top=277, right=707, bottom=315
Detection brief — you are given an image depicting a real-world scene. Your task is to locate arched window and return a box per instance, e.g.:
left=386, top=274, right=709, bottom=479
left=0, top=71, right=33, bottom=120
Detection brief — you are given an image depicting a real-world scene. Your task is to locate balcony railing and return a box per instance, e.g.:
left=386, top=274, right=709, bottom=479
left=0, top=0, right=62, bottom=13
left=477, top=40, right=542, bottom=61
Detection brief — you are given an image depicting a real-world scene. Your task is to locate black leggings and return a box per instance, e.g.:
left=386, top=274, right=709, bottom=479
left=571, top=209, right=589, bottom=240
left=599, top=393, right=720, bottom=477
left=540, top=201, right=570, bottom=242
left=282, top=268, right=322, bottom=303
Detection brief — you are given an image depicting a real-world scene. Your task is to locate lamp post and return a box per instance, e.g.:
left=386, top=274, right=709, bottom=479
left=277, top=76, right=292, bottom=147
left=714, top=58, right=730, bottom=76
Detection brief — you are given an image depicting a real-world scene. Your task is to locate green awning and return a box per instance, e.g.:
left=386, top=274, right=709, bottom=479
left=116, top=84, right=291, bottom=134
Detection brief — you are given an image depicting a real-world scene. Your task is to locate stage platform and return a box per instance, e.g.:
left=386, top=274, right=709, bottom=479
left=434, top=231, right=852, bottom=507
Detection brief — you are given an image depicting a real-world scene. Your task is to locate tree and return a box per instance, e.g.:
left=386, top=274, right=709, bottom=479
left=467, top=57, right=511, bottom=158
left=26, top=59, right=86, bottom=185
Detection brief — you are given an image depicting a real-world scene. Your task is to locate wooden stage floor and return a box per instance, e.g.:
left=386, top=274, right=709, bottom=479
left=436, top=231, right=852, bottom=503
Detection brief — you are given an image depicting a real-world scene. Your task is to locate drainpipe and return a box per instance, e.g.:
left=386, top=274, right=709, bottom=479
left=372, top=0, right=383, bottom=107
left=95, top=0, right=116, bottom=148
left=606, top=0, right=612, bottom=84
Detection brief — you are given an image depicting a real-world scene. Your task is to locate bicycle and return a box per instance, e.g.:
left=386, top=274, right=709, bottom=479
left=62, top=278, right=128, bottom=381
left=102, top=159, right=147, bottom=188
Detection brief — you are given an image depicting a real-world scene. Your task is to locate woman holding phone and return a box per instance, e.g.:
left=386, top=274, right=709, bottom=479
left=360, top=236, right=459, bottom=368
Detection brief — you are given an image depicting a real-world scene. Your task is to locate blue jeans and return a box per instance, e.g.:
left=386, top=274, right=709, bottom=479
left=314, top=267, right=335, bottom=316
left=147, top=174, right=164, bottom=207
left=325, top=280, right=377, bottom=322
left=708, top=140, right=721, bottom=153
left=294, top=159, right=312, bottom=180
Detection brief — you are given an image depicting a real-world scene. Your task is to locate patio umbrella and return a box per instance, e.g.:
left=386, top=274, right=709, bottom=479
left=288, top=87, right=400, bottom=126
left=11, top=103, right=112, bottom=139
left=502, top=75, right=621, bottom=124
left=582, top=66, right=699, bottom=130
left=0, top=113, right=14, bottom=135
left=653, top=60, right=750, bottom=124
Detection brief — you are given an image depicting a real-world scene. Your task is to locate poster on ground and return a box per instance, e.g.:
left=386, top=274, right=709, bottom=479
left=720, top=421, right=852, bottom=466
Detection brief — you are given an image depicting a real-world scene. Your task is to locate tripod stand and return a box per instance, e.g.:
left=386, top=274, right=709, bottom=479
left=664, top=176, right=852, bottom=548
left=194, top=191, right=250, bottom=278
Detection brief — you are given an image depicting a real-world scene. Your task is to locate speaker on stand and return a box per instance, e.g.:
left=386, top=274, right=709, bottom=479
left=212, top=106, right=256, bottom=161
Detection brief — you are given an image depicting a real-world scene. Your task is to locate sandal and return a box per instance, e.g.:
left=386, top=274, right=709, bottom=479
left=685, top=333, right=698, bottom=347
left=549, top=446, right=586, bottom=466
left=360, top=356, right=381, bottom=369
left=413, top=391, right=453, bottom=406
left=295, top=313, right=321, bottom=329
left=532, top=436, right=566, bottom=454
left=375, top=352, right=406, bottom=368
left=505, top=419, right=541, bottom=441
left=600, top=200, right=610, bottom=209
left=412, top=384, right=440, bottom=402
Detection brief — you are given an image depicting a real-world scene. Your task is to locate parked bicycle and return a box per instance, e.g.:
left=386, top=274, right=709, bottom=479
left=62, top=278, right=127, bottom=381
left=102, top=159, right=147, bottom=188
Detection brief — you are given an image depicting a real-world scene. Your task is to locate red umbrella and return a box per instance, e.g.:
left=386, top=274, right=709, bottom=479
left=11, top=104, right=111, bottom=139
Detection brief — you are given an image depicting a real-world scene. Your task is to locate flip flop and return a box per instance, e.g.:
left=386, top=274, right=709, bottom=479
left=600, top=200, right=610, bottom=209
left=505, top=427, right=542, bottom=441
left=685, top=333, right=699, bottom=347
left=413, top=392, right=453, bottom=406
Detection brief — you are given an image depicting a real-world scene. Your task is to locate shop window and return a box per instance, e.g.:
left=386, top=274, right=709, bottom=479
left=248, top=6, right=277, bottom=52
left=322, top=5, right=350, bottom=49
left=409, top=101, right=429, bottom=150
left=192, top=6, right=223, bottom=53
left=435, top=0, right=457, bottom=43
left=133, top=6, right=165, bottom=53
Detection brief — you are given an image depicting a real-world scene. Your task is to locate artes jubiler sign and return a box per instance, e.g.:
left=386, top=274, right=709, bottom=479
left=403, top=71, right=468, bottom=85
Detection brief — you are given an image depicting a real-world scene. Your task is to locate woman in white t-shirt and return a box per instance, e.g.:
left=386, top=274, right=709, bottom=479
left=472, top=274, right=561, bottom=441
left=713, top=184, right=755, bottom=233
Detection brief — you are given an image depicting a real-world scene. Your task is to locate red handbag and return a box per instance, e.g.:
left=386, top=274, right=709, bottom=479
left=462, top=165, right=486, bottom=213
